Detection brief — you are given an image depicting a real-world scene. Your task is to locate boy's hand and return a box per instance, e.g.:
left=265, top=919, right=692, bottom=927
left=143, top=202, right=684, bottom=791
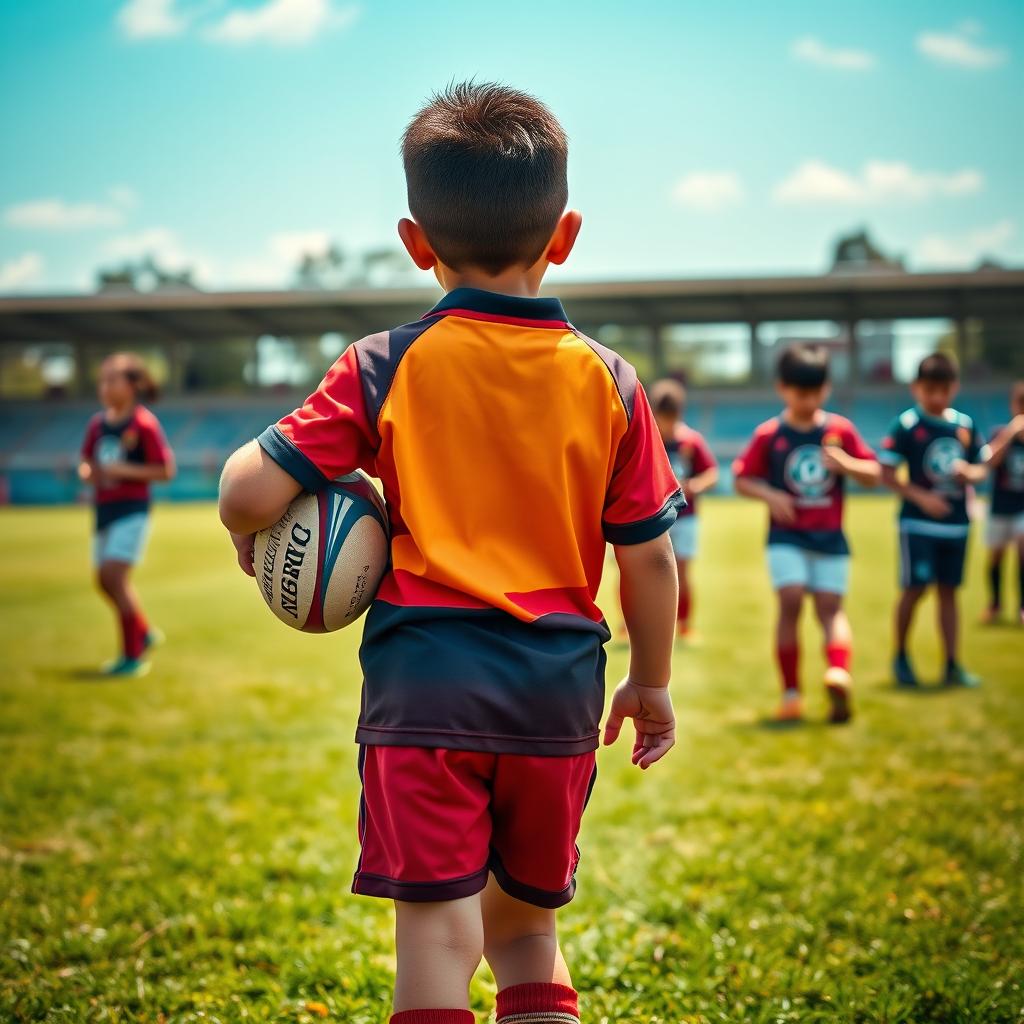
left=821, top=446, right=849, bottom=475
left=231, top=532, right=257, bottom=577
left=915, top=491, right=951, bottom=519
left=1011, top=414, right=1024, bottom=438
left=602, top=678, right=676, bottom=770
left=950, top=458, right=972, bottom=485
left=765, top=488, right=797, bottom=525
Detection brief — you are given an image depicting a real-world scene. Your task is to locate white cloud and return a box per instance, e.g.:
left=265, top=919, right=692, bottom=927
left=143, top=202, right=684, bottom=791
left=773, top=160, right=983, bottom=205
left=204, top=0, right=358, bottom=45
left=791, top=36, right=875, bottom=71
left=671, top=172, right=744, bottom=211
left=916, top=220, right=1016, bottom=268
left=0, top=252, right=44, bottom=291
left=228, top=230, right=333, bottom=285
left=117, top=0, right=189, bottom=40
left=102, top=227, right=213, bottom=281
left=916, top=22, right=1007, bottom=69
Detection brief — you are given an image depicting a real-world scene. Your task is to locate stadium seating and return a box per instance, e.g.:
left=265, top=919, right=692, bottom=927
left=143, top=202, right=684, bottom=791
left=0, top=386, right=1011, bottom=504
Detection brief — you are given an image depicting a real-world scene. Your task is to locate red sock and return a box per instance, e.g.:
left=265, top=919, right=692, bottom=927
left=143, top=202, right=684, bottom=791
left=390, top=1011, right=475, bottom=1024
left=825, top=643, right=851, bottom=672
left=776, top=644, right=799, bottom=693
left=496, top=983, right=579, bottom=1023
left=677, top=589, right=691, bottom=626
left=119, top=610, right=147, bottom=660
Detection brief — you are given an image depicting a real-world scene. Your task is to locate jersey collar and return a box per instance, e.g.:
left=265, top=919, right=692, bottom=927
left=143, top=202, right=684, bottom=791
left=425, top=286, right=569, bottom=327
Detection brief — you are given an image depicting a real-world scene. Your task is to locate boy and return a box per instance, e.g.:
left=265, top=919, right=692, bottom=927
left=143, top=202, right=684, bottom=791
left=879, top=352, right=989, bottom=687
left=219, top=83, right=682, bottom=1024
left=982, top=382, right=1024, bottom=624
left=733, top=344, right=879, bottom=724
left=649, top=378, right=718, bottom=637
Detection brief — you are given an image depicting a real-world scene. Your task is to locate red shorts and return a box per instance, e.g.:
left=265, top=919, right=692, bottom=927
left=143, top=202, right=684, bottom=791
left=352, top=746, right=597, bottom=907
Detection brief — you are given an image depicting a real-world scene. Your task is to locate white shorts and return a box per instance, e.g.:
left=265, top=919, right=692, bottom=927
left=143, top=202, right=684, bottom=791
left=767, top=544, right=850, bottom=595
left=986, top=512, right=1024, bottom=548
left=668, top=516, right=698, bottom=559
left=94, top=512, right=151, bottom=566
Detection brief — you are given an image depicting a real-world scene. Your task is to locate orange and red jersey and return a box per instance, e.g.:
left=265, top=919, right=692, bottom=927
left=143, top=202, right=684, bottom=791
left=665, top=423, right=716, bottom=518
left=732, top=412, right=874, bottom=555
left=259, top=287, right=682, bottom=755
left=81, top=405, right=172, bottom=529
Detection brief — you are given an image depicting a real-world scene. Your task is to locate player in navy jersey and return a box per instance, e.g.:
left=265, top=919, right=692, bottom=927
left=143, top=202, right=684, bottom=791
left=79, top=353, right=175, bottom=677
left=879, top=352, right=989, bottom=687
left=649, top=379, right=718, bottom=638
left=734, top=344, right=879, bottom=723
left=982, top=381, right=1024, bottom=624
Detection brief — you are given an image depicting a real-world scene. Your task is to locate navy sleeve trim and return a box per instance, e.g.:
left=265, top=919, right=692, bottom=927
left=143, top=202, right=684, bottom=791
left=603, top=490, right=685, bottom=545
left=257, top=425, right=329, bottom=493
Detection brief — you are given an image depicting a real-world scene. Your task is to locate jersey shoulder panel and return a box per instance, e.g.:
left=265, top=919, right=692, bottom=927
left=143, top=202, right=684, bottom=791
left=569, top=329, right=638, bottom=421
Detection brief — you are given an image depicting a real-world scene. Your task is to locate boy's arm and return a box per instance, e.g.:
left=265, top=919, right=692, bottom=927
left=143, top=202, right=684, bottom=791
left=734, top=474, right=797, bottom=524
left=219, top=439, right=303, bottom=535
left=686, top=465, right=719, bottom=499
left=986, top=416, right=1024, bottom=468
left=880, top=464, right=951, bottom=518
left=103, top=462, right=175, bottom=483
left=606, top=532, right=677, bottom=770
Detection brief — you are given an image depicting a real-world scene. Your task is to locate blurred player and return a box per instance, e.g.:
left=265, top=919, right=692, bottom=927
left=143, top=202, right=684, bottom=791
left=649, top=378, right=718, bottom=638
left=219, top=83, right=682, bottom=1024
left=879, top=352, right=989, bottom=687
left=78, top=353, right=175, bottom=677
left=733, top=344, right=879, bottom=723
left=982, top=381, right=1024, bottom=625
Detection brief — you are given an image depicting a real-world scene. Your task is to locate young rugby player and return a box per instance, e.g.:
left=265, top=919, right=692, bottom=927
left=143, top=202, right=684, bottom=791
left=733, top=344, right=879, bottom=723
left=879, top=352, right=989, bottom=686
left=649, top=378, right=718, bottom=637
left=982, top=382, right=1024, bottom=625
left=79, top=353, right=175, bottom=677
left=219, top=83, right=682, bottom=1024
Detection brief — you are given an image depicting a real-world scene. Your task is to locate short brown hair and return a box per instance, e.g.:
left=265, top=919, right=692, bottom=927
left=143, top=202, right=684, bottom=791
left=916, top=351, right=959, bottom=383
left=105, top=352, right=159, bottom=402
left=401, top=81, right=569, bottom=275
left=649, top=378, right=686, bottom=418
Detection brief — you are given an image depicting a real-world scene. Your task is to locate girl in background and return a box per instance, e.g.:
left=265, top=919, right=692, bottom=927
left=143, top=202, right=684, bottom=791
left=79, top=353, right=175, bottom=677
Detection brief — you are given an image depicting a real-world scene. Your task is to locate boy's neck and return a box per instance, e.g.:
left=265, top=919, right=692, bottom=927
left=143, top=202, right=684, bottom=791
left=438, top=266, right=545, bottom=298
left=781, top=407, right=824, bottom=431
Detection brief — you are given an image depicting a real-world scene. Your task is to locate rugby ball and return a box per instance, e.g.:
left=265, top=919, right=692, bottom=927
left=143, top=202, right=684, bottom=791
left=253, top=471, right=389, bottom=633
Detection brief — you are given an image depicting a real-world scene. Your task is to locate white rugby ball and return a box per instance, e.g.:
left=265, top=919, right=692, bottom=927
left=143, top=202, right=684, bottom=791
left=253, top=470, right=389, bottom=633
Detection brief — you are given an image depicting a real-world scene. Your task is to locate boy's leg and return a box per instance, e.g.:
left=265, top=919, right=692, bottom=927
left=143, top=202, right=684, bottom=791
left=812, top=590, right=853, bottom=723
left=936, top=535, right=980, bottom=686
left=392, top=895, right=483, bottom=1017
left=774, top=585, right=805, bottom=718
left=894, top=585, right=925, bottom=685
left=676, top=557, right=691, bottom=634
left=97, top=560, right=150, bottom=669
left=1017, top=532, right=1024, bottom=622
left=936, top=584, right=959, bottom=664
left=481, top=875, right=571, bottom=989
left=985, top=545, right=1005, bottom=619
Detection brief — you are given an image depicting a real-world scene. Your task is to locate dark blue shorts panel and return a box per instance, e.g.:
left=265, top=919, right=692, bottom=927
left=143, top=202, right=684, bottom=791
left=900, top=531, right=968, bottom=589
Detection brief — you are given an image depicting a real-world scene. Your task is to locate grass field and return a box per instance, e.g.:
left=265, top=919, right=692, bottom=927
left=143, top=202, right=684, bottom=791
left=1, top=498, right=1022, bottom=1024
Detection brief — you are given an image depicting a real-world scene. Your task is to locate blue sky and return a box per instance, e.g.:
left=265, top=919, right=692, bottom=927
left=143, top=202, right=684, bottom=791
left=1, top=0, right=1022, bottom=294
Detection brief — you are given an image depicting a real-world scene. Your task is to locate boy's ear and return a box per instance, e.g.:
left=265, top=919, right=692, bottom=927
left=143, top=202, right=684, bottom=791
left=544, top=209, right=583, bottom=266
left=397, top=218, right=438, bottom=271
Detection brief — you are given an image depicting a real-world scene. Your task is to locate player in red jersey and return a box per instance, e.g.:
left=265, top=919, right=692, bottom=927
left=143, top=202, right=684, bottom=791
left=79, top=353, right=175, bottom=677
left=733, top=344, right=879, bottom=723
left=649, top=379, right=718, bottom=638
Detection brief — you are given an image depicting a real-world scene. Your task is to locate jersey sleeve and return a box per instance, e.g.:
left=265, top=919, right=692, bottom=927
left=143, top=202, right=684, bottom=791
left=841, top=420, right=875, bottom=461
left=965, top=420, right=988, bottom=463
left=80, top=416, right=100, bottom=460
left=732, top=426, right=771, bottom=480
left=878, top=417, right=908, bottom=467
left=257, top=344, right=378, bottom=492
left=690, top=432, right=717, bottom=474
left=138, top=413, right=173, bottom=466
left=602, top=385, right=684, bottom=544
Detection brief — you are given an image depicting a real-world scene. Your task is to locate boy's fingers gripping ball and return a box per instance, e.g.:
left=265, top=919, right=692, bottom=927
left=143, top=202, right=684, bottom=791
left=253, top=470, right=389, bottom=633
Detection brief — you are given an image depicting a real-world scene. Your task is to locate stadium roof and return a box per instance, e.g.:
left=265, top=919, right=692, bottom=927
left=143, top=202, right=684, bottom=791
left=1, top=269, right=1022, bottom=343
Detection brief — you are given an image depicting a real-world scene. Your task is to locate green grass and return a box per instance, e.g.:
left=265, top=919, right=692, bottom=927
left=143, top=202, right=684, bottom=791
left=1, top=498, right=1022, bottom=1024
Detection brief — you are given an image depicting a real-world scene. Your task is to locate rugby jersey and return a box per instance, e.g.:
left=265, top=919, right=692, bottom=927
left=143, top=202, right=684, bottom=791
left=879, top=406, right=987, bottom=536
left=258, top=287, right=683, bottom=755
left=665, top=423, right=716, bottom=519
left=732, top=412, right=875, bottom=555
left=80, top=405, right=173, bottom=530
left=990, top=426, right=1024, bottom=517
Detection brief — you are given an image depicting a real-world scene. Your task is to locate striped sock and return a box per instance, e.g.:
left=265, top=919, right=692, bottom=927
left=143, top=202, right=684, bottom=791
left=495, top=982, right=580, bottom=1024
left=390, top=1011, right=474, bottom=1024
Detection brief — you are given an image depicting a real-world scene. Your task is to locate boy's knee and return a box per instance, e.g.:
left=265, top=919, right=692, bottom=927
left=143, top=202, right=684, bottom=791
left=777, top=587, right=804, bottom=616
